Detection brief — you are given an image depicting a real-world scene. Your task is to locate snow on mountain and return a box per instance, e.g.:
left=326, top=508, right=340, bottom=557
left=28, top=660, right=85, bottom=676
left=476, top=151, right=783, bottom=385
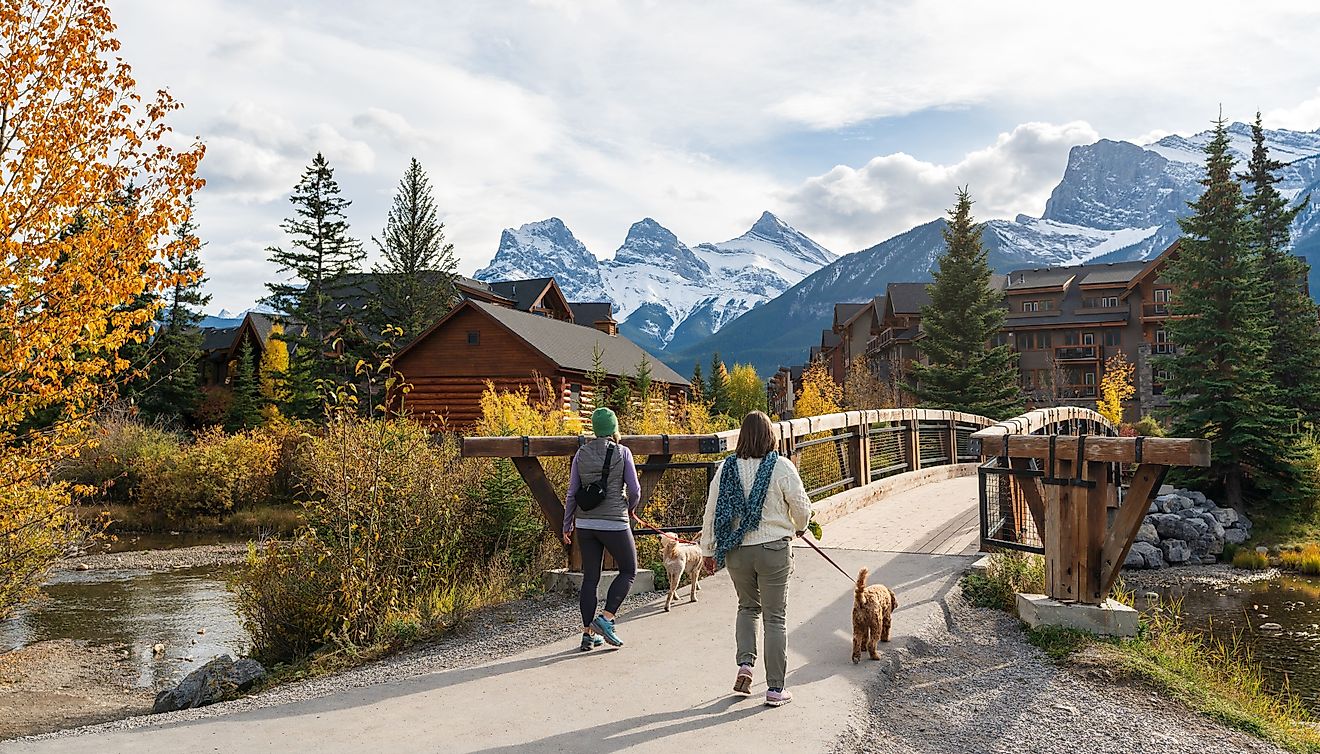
left=985, top=217, right=1163, bottom=267
left=475, top=218, right=604, bottom=302
left=1144, top=122, right=1320, bottom=166
left=473, top=212, right=835, bottom=354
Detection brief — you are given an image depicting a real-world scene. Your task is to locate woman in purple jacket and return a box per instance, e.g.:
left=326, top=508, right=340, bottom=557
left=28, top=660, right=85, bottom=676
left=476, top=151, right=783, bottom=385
left=563, top=407, right=641, bottom=651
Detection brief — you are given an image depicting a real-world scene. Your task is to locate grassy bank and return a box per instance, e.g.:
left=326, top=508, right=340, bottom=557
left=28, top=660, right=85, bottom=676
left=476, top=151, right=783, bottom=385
left=81, top=503, right=303, bottom=537
left=964, top=552, right=1320, bottom=753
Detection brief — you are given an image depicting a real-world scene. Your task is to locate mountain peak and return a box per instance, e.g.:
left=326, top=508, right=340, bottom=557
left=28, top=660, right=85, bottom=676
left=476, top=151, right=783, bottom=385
left=612, top=218, right=709, bottom=281
left=475, top=217, right=604, bottom=300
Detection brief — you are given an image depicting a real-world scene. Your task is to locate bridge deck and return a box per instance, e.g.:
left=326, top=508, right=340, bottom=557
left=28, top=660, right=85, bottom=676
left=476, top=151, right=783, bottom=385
left=9, top=477, right=982, bottom=754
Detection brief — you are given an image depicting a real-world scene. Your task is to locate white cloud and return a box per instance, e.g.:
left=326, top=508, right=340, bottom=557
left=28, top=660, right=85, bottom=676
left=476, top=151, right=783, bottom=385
left=783, top=122, right=1100, bottom=252
left=1267, top=90, right=1320, bottom=131
left=103, top=0, right=1320, bottom=311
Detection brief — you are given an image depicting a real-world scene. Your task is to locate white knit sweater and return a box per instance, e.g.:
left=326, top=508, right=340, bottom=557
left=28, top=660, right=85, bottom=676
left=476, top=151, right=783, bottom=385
left=699, top=454, right=813, bottom=558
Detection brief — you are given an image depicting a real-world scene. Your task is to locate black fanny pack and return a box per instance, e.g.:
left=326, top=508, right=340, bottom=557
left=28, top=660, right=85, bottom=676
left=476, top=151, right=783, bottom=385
left=575, top=442, right=615, bottom=512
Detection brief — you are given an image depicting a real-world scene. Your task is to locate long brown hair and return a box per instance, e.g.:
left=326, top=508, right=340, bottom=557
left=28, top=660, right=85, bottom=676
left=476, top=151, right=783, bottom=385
left=735, top=411, right=776, bottom=459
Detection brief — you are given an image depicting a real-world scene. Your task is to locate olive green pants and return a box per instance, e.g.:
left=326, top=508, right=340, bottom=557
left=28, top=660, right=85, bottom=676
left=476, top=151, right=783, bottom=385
left=724, top=538, right=793, bottom=689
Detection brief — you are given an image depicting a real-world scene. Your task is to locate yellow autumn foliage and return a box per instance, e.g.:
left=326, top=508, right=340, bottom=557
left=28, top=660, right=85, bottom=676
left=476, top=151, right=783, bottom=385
left=0, top=0, right=204, bottom=615
left=1097, top=352, right=1135, bottom=427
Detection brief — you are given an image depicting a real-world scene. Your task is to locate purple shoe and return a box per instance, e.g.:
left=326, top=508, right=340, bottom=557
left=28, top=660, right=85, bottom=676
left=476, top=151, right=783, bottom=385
left=765, top=688, right=793, bottom=707
left=733, top=664, right=753, bottom=694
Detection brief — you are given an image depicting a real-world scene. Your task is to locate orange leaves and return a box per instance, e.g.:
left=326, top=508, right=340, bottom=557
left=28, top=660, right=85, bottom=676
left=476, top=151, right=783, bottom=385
left=1, top=0, right=203, bottom=613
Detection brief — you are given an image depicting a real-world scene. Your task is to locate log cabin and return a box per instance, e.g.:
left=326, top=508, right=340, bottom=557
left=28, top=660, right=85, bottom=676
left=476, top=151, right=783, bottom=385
left=393, top=299, right=688, bottom=428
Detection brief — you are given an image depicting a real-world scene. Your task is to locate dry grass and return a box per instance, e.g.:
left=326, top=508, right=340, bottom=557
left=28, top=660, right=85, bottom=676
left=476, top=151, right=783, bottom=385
left=1233, top=548, right=1271, bottom=570
left=1278, top=544, right=1320, bottom=575
left=84, top=503, right=303, bottom=536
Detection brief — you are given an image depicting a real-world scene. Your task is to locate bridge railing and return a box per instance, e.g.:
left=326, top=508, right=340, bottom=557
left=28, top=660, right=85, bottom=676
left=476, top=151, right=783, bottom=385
left=461, top=408, right=996, bottom=569
left=969, top=407, right=1210, bottom=604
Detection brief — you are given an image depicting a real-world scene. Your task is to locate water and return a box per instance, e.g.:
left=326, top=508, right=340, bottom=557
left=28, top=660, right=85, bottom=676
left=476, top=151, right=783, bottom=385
left=0, top=565, right=249, bottom=689
left=98, top=531, right=238, bottom=553
left=1140, top=575, right=1320, bottom=712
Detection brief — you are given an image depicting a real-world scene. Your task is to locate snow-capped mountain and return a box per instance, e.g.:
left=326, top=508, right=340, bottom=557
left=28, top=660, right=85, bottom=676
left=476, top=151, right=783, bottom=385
left=473, top=212, right=837, bottom=354
left=672, top=122, right=1320, bottom=376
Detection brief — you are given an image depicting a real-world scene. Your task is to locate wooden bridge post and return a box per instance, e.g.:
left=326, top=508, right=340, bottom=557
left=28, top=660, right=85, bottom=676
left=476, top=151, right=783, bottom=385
left=906, top=415, right=921, bottom=473
left=845, top=413, right=869, bottom=490
left=947, top=417, right=958, bottom=465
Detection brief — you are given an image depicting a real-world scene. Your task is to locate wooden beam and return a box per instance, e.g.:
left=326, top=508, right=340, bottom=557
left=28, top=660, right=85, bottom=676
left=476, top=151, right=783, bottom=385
left=967, top=434, right=1208, bottom=467
left=510, top=457, right=579, bottom=571
left=1044, top=457, right=1076, bottom=601
left=639, top=454, right=672, bottom=506
left=1080, top=461, right=1108, bottom=604
left=971, top=406, right=1117, bottom=438
left=1009, top=458, right=1045, bottom=531
left=1097, top=463, right=1168, bottom=597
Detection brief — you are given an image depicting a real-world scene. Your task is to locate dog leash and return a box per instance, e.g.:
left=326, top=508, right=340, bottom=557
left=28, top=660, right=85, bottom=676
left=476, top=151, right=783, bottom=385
left=796, top=532, right=855, bottom=582
left=631, top=513, right=697, bottom=545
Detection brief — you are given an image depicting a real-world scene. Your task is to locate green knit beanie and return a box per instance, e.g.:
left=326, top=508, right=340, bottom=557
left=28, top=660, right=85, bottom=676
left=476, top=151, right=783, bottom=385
left=591, top=407, right=619, bottom=438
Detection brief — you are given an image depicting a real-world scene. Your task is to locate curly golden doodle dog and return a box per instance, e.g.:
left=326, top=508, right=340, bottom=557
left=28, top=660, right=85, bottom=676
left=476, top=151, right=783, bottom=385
left=852, top=568, right=896, bottom=663
left=661, top=535, right=704, bottom=611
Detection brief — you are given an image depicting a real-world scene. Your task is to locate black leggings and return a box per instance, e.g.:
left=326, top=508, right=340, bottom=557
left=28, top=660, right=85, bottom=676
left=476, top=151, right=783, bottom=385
left=577, top=528, right=638, bottom=627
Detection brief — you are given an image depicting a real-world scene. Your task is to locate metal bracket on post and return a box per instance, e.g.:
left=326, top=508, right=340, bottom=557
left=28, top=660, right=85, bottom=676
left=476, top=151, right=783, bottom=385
left=1070, top=435, right=1096, bottom=488
left=1042, top=435, right=1068, bottom=486
left=661, top=433, right=670, bottom=454
left=521, top=435, right=530, bottom=456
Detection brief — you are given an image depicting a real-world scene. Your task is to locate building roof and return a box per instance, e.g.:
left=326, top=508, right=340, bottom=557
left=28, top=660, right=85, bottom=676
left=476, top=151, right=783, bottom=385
left=1004, top=267, right=1078, bottom=291
left=834, top=303, right=869, bottom=328
left=1074, top=261, right=1149, bottom=286
left=886, top=283, right=931, bottom=315
left=821, top=330, right=841, bottom=348
left=400, top=300, right=687, bottom=385
left=201, top=326, right=238, bottom=353
left=488, top=278, right=556, bottom=312
left=569, top=302, right=615, bottom=324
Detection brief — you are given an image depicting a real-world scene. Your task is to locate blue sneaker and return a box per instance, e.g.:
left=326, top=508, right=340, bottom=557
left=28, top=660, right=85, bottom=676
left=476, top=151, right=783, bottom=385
left=592, top=615, right=623, bottom=646
left=579, top=632, right=603, bottom=651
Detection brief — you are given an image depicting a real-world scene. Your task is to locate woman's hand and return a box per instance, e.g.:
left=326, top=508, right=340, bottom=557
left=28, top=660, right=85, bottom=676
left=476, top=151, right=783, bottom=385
left=562, top=531, right=572, bottom=546
left=702, top=557, right=717, bottom=576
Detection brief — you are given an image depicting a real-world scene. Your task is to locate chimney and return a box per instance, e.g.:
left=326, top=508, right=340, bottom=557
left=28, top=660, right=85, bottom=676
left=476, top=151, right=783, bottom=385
left=593, top=319, right=618, bottom=336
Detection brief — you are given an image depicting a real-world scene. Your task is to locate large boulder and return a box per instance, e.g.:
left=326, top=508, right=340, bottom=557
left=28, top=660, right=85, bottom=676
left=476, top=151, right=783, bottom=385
left=1164, top=495, right=1196, bottom=513
left=1212, top=507, right=1240, bottom=528
left=1224, top=527, right=1250, bottom=546
left=1239, top=510, right=1253, bottom=529
left=1162, top=539, right=1192, bottom=564
left=1124, top=547, right=1146, bottom=569
left=153, top=655, right=266, bottom=714
left=1186, top=490, right=1209, bottom=506
left=1129, top=541, right=1166, bottom=569
left=1135, top=520, right=1160, bottom=546
left=1150, top=513, right=1200, bottom=543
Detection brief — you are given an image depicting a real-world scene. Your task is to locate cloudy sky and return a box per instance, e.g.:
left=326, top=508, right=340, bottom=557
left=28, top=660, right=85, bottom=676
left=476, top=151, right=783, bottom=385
left=111, top=0, right=1320, bottom=312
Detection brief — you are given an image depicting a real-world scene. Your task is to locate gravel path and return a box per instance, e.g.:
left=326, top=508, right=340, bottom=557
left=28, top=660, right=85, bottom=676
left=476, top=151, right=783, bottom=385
left=835, top=590, right=1286, bottom=754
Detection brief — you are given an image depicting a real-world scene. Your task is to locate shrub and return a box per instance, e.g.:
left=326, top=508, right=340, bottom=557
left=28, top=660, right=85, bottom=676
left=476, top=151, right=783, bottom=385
left=1231, top=548, right=1270, bottom=570
left=962, top=551, right=1045, bottom=612
left=234, top=417, right=492, bottom=662
left=60, top=417, right=182, bottom=504
left=1278, top=544, right=1320, bottom=575
left=1132, top=415, right=1166, bottom=437
left=136, top=427, right=278, bottom=518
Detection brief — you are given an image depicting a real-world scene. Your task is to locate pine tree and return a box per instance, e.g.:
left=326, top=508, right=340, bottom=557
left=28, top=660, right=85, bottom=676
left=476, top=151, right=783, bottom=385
left=1240, top=112, right=1320, bottom=424
left=1164, top=116, right=1313, bottom=509
left=371, top=158, right=458, bottom=340
left=689, top=362, right=705, bottom=404
left=587, top=342, right=608, bottom=412
left=225, top=337, right=263, bottom=432
left=906, top=188, right=1022, bottom=419
left=139, top=197, right=210, bottom=423
left=708, top=354, right=730, bottom=417
left=262, top=153, right=365, bottom=416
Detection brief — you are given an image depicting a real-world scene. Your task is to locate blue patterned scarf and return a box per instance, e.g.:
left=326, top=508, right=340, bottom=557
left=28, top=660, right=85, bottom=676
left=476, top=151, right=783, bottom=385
left=713, top=451, right=779, bottom=566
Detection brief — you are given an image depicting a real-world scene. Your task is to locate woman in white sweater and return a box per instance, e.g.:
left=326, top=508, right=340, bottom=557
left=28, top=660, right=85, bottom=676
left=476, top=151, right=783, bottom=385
left=699, top=411, right=812, bottom=707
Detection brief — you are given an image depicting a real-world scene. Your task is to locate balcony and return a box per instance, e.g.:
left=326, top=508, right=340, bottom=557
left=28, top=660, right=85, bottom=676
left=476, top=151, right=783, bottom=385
left=1143, top=302, right=1171, bottom=319
left=1058, top=384, right=1098, bottom=399
left=1054, top=345, right=1099, bottom=362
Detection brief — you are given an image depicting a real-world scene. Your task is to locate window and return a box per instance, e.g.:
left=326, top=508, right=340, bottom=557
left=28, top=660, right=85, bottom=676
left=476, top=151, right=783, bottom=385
left=569, top=383, right=582, bottom=412
left=1155, top=329, right=1168, bottom=343
left=1083, top=371, right=1097, bottom=386
left=1023, top=301, right=1040, bottom=313
left=1154, top=288, right=1172, bottom=303
left=1064, top=332, right=1078, bottom=346
left=1102, top=296, right=1118, bottom=308
left=1104, top=331, right=1121, bottom=346
left=466, top=331, right=480, bottom=345
left=1042, top=300, right=1055, bottom=311
left=1082, top=333, right=1095, bottom=346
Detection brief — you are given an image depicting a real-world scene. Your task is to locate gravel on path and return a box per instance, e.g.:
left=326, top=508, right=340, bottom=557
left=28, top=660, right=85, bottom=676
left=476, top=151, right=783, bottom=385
left=836, top=590, right=1286, bottom=754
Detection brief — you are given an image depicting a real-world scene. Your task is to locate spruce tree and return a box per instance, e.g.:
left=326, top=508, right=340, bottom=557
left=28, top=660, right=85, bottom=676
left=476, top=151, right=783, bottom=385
left=906, top=188, right=1021, bottom=419
left=262, top=153, right=364, bottom=416
left=1240, top=113, right=1320, bottom=424
left=1164, top=117, right=1313, bottom=509
left=225, top=337, right=263, bottom=432
left=690, top=362, right=705, bottom=404
left=587, top=343, right=608, bottom=412
left=371, top=158, right=458, bottom=340
left=139, top=198, right=210, bottom=423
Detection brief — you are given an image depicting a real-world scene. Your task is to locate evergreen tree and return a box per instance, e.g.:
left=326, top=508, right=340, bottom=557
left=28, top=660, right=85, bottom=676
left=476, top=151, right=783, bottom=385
left=371, top=158, right=458, bottom=340
left=906, top=188, right=1021, bottom=419
left=225, top=337, right=263, bottom=432
left=138, top=198, right=210, bottom=424
left=608, top=373, right=635, bottom=425
left=1240, top=112, right=1320, bottom=424
left=262, top=153, right=364, bottom=416
left=708, top=354, right=730, bottom=417
left=1164, top=117, right=1313, bottom=509
left=689, top=362, right=705, bottom=404
left=587, top=343, right=608, bottom=412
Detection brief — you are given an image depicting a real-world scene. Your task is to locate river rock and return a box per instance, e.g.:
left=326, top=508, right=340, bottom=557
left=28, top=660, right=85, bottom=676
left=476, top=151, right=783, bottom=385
left=152, top=655, right=266, bottom=713
left=1124, top=547, right=1145, bottom=568
left=1162, top=539, right=1192, bottom=564
left=1212, top=507, right=1240, bottom=527
left=1260, top=622, right=1283, bottom=631
left=1128, top=541, right=1165, bottom=569
left=1187, top=490, right=1208, bottom=506
left=1225, top=527, right=1250, bottom=545
left=1135, top=521, right=1160, bottom=546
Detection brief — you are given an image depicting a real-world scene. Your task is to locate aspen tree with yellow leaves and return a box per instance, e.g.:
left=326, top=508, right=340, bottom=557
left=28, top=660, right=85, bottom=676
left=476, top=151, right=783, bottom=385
left=0, top=0, right=204, bottom=615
